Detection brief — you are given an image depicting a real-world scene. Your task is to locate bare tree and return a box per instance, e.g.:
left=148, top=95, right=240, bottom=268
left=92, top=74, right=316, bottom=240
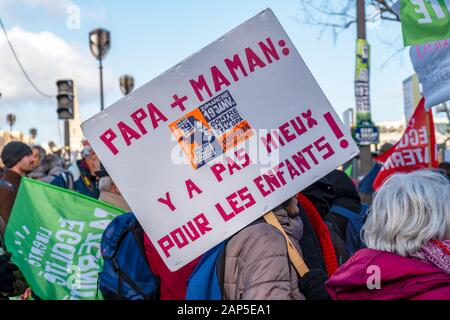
left=297, top=0, right=400, bottom=40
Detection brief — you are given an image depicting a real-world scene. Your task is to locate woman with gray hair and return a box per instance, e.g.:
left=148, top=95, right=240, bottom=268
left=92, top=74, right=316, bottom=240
left=326, top=169, right=450, bottom=300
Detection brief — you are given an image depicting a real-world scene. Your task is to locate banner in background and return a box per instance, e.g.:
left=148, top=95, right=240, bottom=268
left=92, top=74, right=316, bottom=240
left=373, top=97, right=438, bottom=189
left=410, top=38, right=450, bottom=109
left=4, top=178, right=125, bottom=300
left=400, top=0, right=450, bottom=46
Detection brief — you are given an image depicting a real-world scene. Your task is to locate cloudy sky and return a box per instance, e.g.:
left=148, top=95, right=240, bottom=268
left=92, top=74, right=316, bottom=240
left=0, top=0, right=414, bottom=144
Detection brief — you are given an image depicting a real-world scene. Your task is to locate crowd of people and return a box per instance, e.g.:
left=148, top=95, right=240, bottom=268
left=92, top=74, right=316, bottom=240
left=0, top=140, right=449, bottom=300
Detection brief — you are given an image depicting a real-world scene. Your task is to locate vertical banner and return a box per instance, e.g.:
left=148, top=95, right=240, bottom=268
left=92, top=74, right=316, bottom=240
left=400, top=0, right=450, bottom=46
left=4, top=178, right=125, bottom=300
left=355, top=39, right=371, bottom=126
left=354, top=39, right=378, bottom=145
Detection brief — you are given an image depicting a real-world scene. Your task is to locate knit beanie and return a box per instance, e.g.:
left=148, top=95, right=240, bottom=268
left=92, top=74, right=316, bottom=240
left=1, top=141, right=32, bottom=168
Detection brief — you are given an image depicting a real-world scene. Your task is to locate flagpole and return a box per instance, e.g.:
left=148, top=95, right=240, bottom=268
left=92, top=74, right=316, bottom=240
left=425, top=110, right=433, bottom=168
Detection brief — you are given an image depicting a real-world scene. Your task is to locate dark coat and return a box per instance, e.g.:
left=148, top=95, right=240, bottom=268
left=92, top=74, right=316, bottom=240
left=325, top=170, right=363, bottom=265
left=51, top=160, right=99, bottom=199
left=0, top=170, right=22, bottom=227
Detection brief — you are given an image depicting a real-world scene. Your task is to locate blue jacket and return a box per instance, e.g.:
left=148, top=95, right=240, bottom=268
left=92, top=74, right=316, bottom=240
left=358, top=163, right=381, bottom=195
left=51, top=160, right=99, bottom=199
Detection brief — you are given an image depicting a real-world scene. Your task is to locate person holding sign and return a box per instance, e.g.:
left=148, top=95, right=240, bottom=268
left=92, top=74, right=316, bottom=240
left=326, top=170, right=450, bottom=300
left=222, top=197, right=305, bottom=300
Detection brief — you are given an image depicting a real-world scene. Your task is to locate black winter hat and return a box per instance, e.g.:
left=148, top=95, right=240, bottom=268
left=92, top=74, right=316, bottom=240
left=1, top=141, right=32, bottom=168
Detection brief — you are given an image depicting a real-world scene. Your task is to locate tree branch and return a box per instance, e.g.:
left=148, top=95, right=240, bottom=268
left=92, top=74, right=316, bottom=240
left=297, top=0, right=400, bottom=40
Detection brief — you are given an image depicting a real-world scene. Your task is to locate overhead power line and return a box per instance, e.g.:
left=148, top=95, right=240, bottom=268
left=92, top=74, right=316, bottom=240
left=0, top=16, right=54, bottom=99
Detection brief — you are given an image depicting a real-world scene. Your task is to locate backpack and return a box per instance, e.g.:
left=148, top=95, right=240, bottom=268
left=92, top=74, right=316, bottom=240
left=185, top=241, right=227, bottom=300
left=329, top=204, right=369, bottom=257
left=99, top=212, right=160, bottom=300
left=60, top=171, right=75, bottom=191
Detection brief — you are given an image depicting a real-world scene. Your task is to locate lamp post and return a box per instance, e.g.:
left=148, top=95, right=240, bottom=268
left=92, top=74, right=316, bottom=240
left=119, top=75, right=134, bottom=96
left=6, top=113, right=16, bottom=141
left=29, top=128, right=37, bottom=144
left=48, top=141, right=56, bottom=153
left=355, top=0, right=375, bottom=177
left=89, top=28, right=111, bottom=111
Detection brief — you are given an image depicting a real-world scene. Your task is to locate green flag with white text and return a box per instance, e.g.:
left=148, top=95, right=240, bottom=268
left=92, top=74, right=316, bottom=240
left=401, top=0, right=450, bottom=46
left=4, top=178, right=125, bottom=300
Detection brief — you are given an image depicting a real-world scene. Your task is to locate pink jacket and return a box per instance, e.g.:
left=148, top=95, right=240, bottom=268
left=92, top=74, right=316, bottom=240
left=326, top=248, right=450, bottom=300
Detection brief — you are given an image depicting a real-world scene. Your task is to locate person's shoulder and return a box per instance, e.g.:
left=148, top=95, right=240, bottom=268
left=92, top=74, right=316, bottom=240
left=228, top=222, right=287, bottom=258
left=0, top=177, right=17, bottom=192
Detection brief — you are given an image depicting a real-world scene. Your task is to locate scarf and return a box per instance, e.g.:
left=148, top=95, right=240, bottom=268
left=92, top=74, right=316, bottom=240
left=297, top=193, right=338, bottom=277
left=410, top=239, right=450, bottom=275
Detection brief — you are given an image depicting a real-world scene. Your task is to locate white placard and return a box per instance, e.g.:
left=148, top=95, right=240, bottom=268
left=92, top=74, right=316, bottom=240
left=82, top=9, right=359, bottom=271
left=410, top=39, right=450, bottom=109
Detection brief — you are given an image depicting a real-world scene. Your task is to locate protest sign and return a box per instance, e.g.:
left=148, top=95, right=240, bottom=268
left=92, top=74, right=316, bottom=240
left=410, top=38, right=450, bottom=109
left=400, top=0, right=450, bottom=46
left=82, top=9, right=359, bottom=271
left=4, top=178, right=125, bottom=300
left=373, top=97, right=438, bottom=189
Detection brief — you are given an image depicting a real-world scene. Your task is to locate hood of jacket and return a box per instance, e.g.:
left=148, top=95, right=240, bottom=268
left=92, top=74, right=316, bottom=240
left=301, top=178, right=335, bottom=218
left=272, top=205, right=303, bottom=248
left=325, top=170, right=361, bottom=213
left=326, top=248, right=450, bottom=300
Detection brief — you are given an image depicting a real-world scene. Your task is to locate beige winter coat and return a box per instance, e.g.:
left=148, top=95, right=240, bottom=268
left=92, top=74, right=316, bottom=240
left=223, top=203, right=305, bottom=300
left=99, top=190, right=131, bottom=212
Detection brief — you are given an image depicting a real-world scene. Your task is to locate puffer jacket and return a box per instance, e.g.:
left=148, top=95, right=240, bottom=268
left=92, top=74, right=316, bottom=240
left=223, top=203, right=305, bottom=300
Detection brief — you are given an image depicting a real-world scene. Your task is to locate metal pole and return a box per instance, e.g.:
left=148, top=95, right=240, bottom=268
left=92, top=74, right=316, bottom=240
left=99, top=57, right=104, bottom=111
left=64, top=119, right=71, bottom=163
left=425, top=110, right=434, bottom=168
left=356, top=0, right=366, bottom=39
left=356, top=0, right=372, bottom=176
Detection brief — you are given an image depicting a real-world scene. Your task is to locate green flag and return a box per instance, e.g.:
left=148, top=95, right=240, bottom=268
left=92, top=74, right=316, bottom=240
left=401, top=0, right=450, bottom=46
left=4, top=178, right=125, bottom=300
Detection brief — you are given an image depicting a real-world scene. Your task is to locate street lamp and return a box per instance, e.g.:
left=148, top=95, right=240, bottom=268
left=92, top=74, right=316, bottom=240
left=6, top=113, right=16, bottom=141
left=119, top=75, right=134, bottom=96
left=29, top=128, right=37, bottom=143
left=48, top=141, right=56, bottom=153
left=89, top=28, right=111, bottom=111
